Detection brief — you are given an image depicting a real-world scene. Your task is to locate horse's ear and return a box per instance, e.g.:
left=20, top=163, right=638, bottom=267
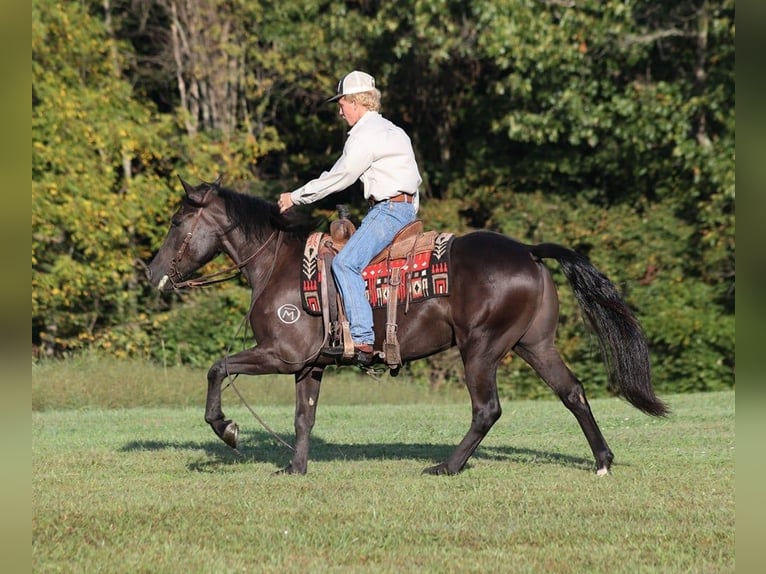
left=213, top=174, right=224, bottom=187
left=178, top=175, right=195, bottom=197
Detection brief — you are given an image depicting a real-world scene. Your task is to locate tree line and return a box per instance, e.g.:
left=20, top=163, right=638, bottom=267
left=32, top=0, right=735, bottom=397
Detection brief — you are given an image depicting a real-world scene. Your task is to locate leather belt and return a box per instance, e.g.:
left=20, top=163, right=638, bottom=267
left=370, top=193, right=414, bottom=206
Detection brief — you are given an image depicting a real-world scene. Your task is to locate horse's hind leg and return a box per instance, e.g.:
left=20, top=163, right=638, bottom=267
left=423, top=355, right=502, bottom=476
left=515, top=342, right=614, bottom=475
left=279, top=367, right=324, bottom=475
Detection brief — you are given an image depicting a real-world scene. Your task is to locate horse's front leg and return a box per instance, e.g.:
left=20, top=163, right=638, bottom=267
left=204, top=346, right=286, bottom=449
left=278, top=367, right=324, bottom=474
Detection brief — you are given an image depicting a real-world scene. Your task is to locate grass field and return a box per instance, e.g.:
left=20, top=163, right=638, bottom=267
left=32, top=358, right=735, bottom=573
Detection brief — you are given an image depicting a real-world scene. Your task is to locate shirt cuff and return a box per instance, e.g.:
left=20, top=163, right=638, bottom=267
left=290, top=189, right=305, bottom=205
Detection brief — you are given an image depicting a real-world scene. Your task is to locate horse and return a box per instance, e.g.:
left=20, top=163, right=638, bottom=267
left=146, top=177, right=668, bottom=476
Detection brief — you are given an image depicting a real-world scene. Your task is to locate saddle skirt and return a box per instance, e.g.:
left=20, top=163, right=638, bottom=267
left=300, top=224, right=454, bottom=316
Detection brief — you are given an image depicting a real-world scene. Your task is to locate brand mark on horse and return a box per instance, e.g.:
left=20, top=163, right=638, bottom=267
left=277, top=304, right=301, bottom=324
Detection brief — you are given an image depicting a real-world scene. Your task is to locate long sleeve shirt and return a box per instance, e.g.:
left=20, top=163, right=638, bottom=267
left=289, top=111, right=422, bottom=212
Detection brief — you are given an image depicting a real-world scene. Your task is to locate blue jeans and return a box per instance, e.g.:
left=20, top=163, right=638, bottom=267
left=331, top=200, right=417, bottom=345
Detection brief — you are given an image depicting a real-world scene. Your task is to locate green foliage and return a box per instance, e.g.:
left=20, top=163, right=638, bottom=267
left=32, top=0, right=177, bottom=352
left=31, top=0, right=283, bottom=355
left=492, top=193, right=735, bottom=397
left=144, top=286, right=253, bottom=368
left=31, top=0, right=734, bottom=398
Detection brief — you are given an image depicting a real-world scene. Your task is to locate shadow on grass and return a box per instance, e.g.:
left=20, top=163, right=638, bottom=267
left=120, top=427, right=595, bottom=473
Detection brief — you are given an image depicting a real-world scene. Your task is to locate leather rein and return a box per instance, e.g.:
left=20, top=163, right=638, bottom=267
left=166, top=190, right=282, bottom=290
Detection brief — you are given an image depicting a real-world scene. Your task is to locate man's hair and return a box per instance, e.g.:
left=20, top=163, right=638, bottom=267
left=347, top=89, right=381, bottom=112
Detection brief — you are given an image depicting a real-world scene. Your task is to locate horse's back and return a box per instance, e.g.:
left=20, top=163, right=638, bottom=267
left=451, top=231, right=541, bottom=292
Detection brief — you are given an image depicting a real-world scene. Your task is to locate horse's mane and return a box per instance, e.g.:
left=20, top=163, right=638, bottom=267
left=189, top=184, right=321, bottom=242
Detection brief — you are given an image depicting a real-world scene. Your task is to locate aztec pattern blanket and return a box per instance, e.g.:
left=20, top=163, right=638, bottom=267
left=301, top=232, right=454, bottom=316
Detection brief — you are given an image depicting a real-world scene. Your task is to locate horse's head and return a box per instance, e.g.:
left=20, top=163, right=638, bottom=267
left=147, top=176, right=228, bottom=291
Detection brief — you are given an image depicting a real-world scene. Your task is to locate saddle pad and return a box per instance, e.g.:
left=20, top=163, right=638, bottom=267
left=301, top=232, right=454, bottom=316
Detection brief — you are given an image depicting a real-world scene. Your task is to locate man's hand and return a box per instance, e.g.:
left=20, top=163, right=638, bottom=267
left=278, top=192, right=294, bottom=213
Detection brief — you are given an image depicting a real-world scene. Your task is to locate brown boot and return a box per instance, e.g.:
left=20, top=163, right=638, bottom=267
left=354, top=344, right=374, bottom=367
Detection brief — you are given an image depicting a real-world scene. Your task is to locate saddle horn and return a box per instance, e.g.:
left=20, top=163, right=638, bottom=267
left=330, top=204, right=356, bottom=246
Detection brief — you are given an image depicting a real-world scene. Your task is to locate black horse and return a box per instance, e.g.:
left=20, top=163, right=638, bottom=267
left=147, top=177, right=667, bottom=476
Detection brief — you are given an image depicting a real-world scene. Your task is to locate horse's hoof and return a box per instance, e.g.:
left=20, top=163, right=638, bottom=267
left=596, top=466, right=610, bottom=477
left=275, top=463, right=306, bottom=475
left=222, top=421, right=239, bottom=450
left=422, top=463, right=453, bottom=476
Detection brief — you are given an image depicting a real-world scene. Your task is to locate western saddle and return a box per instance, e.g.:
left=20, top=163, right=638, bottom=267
left=316, top=208, right=439, bottom=371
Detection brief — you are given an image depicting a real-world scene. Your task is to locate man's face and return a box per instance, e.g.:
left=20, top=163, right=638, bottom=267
left=338, top=96, right=365, bottom=126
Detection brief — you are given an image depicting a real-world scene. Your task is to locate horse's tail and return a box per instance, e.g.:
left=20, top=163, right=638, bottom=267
left=529, top=242, right=669, bottom=417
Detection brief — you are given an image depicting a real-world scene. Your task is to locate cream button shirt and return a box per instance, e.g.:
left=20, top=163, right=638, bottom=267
left=290, top=111, right=421, bottom=212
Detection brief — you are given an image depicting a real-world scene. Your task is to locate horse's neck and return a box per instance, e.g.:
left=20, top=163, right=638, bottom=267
left=222, top=226, right=286, bottom=285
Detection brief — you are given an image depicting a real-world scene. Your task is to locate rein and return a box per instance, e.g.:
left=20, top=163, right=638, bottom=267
left=169, top=230, right=279, bottom=289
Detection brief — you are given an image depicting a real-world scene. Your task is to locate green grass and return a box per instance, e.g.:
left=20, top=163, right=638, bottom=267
left=32, top=354, right=469, bottom=410
left=32, top=358, right=734, bottom=573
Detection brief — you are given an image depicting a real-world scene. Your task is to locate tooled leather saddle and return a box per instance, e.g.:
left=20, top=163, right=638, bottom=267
left=300, top=210, right=453, bottom=370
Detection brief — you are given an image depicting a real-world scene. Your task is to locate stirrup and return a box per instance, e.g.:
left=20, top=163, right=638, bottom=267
left=321, top=345, right=346, bottom=358
left=321, top=345, right=374, bottom=367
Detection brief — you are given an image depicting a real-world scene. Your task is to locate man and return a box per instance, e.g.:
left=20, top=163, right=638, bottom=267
left=278, top=70, right=422, bottom=366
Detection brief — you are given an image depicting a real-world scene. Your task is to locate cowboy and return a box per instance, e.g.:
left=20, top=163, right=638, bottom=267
left=278, top=70, right=422, bottom=365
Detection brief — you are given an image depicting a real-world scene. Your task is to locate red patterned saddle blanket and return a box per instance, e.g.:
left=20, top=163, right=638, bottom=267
left=300, top=230, right=454, bottom=316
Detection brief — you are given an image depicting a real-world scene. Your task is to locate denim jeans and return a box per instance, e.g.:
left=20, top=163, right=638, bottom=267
left=331, top=200, right=417, bottom=345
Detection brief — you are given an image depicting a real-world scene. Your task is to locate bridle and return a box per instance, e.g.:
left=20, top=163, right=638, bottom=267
left=165, top=189, right=282, bottom=291
left=163, top=189, right=294, bottom=452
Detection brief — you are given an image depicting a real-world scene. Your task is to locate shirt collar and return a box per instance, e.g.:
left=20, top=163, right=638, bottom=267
left=348, top=110, right=379, bottom=135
